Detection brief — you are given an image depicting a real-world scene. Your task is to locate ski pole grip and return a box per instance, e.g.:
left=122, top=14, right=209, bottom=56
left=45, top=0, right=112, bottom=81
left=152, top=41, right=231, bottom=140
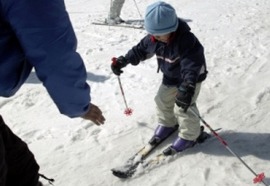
left=111, top=57, right=117, bottom=66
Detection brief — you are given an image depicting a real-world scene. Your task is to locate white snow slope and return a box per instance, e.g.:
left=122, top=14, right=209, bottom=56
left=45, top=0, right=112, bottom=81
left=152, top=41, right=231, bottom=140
left=0, top=0, right=269, bottom=185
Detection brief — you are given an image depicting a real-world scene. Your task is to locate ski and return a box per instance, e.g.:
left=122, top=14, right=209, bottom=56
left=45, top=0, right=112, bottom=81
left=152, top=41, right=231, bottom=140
left=111, top=124, right=179, bottom=178
left=113, top=126, right=217, bottom=178
left=142, top=127, right=211, bottom=169
left=92, top=22, right=144, bottom=30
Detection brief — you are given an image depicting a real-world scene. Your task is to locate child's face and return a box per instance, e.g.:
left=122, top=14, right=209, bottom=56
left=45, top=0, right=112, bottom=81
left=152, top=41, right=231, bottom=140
left=153, top=33, right=171, bottom=43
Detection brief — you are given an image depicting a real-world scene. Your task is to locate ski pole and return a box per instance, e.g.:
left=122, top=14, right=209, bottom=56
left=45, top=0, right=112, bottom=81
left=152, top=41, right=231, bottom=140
left=132, top=0, right=143, bottom=19
left=117, top=76, right=133, bottom=116
left=190, top=107, right=268, bottom=186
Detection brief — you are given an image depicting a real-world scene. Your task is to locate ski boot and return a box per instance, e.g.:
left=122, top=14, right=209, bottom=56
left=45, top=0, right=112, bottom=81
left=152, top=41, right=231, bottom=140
left=105, top=17, right=125, bottom=25
left=163, top=126, right=210, bottom=156
left=148, top=124, right=179, bottom=146
left=163, top=137, right=196, bottom=155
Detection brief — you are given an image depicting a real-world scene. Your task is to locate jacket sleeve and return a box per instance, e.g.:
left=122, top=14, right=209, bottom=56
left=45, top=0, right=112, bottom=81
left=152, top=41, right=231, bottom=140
left=3, top=0, right=90, bottom=118
left=125, top=35, right=156, bottom=65
left=179, top=32, right=206, bottom=84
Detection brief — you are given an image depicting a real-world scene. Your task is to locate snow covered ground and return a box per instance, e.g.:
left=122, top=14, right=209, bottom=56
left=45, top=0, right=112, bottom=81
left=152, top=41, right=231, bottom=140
left=0, top=0, right=270, bottom=185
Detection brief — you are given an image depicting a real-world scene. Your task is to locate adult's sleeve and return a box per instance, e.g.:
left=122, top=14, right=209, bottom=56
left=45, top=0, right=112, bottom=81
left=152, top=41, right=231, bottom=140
left=3, top=0, right=90, bottom=118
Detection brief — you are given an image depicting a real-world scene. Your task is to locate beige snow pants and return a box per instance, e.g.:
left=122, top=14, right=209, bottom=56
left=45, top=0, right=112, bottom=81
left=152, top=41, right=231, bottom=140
left=154, top=83, right=202, bottom=141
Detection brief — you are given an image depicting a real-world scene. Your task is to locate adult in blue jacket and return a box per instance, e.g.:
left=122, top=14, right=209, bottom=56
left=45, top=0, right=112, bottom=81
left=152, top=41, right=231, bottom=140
left=111, top=2, right=207, bottom=155
left=0, top=1, right=105, bottom=185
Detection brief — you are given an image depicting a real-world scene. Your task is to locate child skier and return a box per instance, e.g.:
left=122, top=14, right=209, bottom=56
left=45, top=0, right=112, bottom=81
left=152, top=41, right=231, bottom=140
left=111, top=1, right=207, bottom=154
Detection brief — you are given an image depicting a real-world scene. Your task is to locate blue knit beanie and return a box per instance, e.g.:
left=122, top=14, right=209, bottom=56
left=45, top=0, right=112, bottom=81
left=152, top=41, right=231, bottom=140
left=144, top=1, right=179, bottom=35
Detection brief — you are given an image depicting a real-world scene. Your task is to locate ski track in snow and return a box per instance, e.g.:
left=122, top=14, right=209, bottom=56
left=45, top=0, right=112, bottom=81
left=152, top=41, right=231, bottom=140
left=0, top=0, right=270, bottom=185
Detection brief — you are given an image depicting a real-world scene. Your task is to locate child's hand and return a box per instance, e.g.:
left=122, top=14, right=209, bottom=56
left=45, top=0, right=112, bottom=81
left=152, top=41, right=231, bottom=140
left=175, top=82, right=195, bottom=112
left=111, top=56, right=128, bottom=76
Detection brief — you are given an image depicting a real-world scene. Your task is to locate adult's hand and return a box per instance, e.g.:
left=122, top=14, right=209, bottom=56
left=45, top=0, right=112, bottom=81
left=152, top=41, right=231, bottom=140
left=82, top=103, right=105, bottom=125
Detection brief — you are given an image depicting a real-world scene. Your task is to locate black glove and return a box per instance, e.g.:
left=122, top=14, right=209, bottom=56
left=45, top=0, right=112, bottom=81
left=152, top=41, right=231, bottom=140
left=175, top=82, right=196, bottom=112
left=111, top=56, right=128, bottom=76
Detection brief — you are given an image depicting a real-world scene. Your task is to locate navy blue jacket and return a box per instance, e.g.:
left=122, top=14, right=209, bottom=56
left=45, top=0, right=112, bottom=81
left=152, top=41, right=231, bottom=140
left=0, top=0, right=90, bottom=117
left=125, top=19, right=207, bottom=86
